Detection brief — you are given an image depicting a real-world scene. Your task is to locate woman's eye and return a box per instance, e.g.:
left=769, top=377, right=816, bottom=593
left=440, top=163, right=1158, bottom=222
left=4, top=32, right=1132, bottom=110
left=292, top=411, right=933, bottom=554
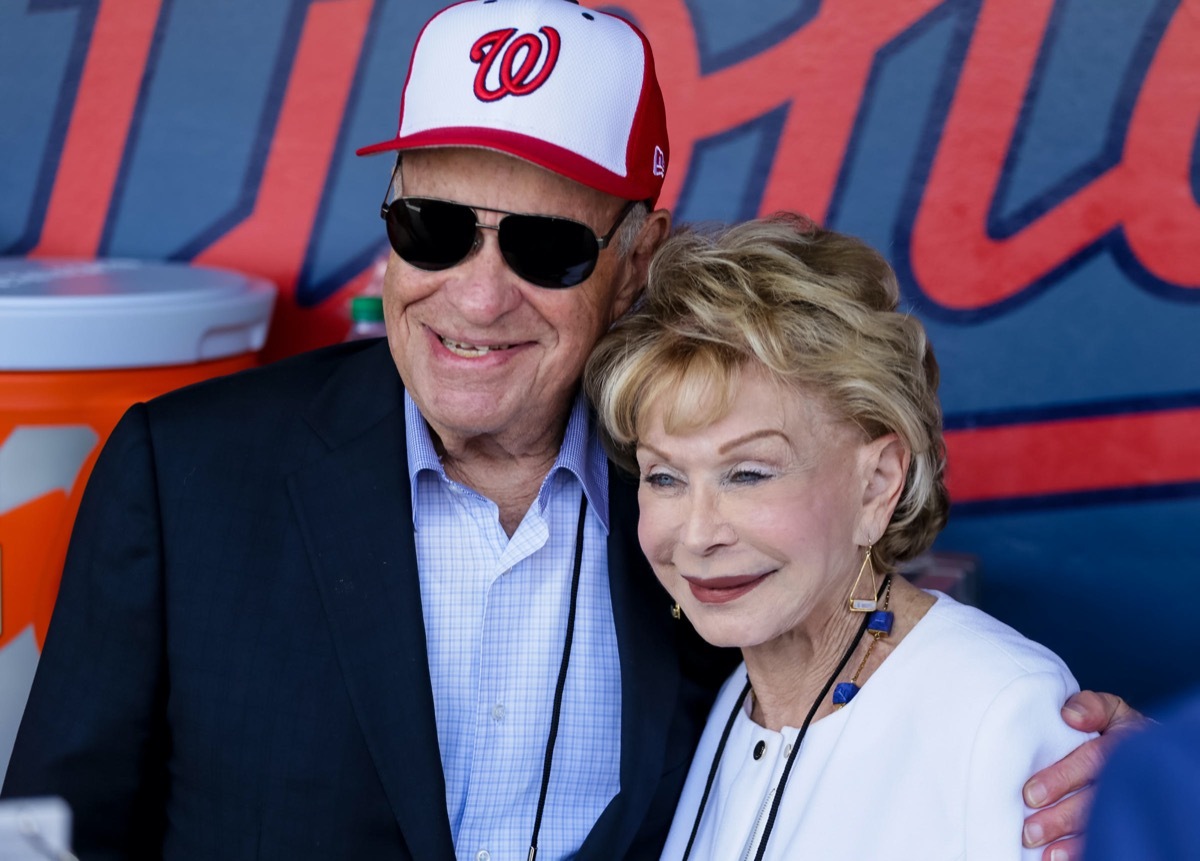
left=728, top=468, right=771, bottom=485
left=642, top=472, right=677, bottom=489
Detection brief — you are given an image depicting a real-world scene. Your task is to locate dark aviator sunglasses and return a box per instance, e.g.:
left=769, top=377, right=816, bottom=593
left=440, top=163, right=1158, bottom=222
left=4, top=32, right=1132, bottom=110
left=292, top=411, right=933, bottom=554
left=380, top=176, right=638, bottom=290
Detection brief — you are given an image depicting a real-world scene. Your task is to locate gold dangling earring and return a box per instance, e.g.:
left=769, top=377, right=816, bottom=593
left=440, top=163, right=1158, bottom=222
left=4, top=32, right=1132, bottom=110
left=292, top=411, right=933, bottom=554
left=670, top=602, right=682, bottom=620
left=848, top=544, right=880, bottom=612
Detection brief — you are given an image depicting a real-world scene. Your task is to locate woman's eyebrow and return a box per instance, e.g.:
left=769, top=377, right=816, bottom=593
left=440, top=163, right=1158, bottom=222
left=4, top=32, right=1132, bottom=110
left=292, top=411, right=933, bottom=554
left=718, top=429, right=789, bottom=455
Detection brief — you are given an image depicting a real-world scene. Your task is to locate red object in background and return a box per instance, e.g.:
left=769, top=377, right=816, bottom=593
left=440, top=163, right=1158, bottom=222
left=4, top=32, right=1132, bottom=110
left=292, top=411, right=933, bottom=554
left=0, top=357, right=257, bottom=652
left=0, top=259, right=273, bottom=652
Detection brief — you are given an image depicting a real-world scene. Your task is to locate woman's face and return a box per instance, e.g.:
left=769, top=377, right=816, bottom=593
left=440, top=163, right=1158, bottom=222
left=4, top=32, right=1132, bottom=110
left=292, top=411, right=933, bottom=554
left=635, top=365, right=884, bottom=651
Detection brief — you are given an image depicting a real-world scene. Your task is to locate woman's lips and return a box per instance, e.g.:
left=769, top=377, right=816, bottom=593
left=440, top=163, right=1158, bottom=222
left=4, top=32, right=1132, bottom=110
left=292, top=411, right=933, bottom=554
left=683, top=572, right=772, bottom=605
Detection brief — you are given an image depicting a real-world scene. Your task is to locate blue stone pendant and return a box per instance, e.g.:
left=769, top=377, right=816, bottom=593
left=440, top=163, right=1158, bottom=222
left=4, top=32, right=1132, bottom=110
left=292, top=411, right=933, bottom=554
left=832, top=681, right=860, bottom=706
left=867, top=610, right=894, bottom=637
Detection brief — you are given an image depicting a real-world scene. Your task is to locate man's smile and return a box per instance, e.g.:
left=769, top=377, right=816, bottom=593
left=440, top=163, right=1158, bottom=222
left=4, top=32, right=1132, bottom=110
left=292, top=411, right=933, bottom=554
left=438, top=335, right=517, bottom=358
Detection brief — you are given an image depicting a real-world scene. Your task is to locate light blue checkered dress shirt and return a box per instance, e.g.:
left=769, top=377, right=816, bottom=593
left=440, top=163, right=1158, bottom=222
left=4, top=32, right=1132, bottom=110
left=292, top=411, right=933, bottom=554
left=406, top=392, right=623, bottom=861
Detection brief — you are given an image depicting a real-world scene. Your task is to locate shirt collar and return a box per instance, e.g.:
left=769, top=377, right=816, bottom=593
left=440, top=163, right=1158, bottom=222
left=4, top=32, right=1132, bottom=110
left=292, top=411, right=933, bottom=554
left=405, top=390, right=610, bottom=534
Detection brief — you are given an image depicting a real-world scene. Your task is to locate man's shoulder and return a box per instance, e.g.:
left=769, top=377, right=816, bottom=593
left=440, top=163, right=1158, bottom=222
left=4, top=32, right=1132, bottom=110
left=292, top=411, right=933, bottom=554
left=148, top=338, right=394, bottom=423
left=109, top=337, right=404, bottom=505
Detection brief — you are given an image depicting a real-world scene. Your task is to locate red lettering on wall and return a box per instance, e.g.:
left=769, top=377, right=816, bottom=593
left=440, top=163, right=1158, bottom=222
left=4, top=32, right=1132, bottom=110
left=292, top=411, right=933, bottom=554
left=194, top=0, right=374, bottom=359
left=1119, top=1, right=1200, bottom=287
left=911, top=0, right=1200, bottom=309
left=620, top=0, right=942, bottom=218
left=21, top=0, right=1199, bottom=503
left=624, top=0, right=1199, bottom=307
left=613, top=0, right=1200, bottom=505
left=29, top=0, right=162, bottom=258
left=945, top=407, right=1200, bottom=503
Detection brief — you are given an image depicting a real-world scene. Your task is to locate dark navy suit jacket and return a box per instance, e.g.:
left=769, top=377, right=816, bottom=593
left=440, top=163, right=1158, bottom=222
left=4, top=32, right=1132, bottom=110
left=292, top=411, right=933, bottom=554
left=3, top=339, right=731, bottom=860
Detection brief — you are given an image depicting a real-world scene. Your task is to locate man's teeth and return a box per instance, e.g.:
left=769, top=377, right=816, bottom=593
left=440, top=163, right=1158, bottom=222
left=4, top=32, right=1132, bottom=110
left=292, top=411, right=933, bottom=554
left=440, top=337, right=511, bottom=358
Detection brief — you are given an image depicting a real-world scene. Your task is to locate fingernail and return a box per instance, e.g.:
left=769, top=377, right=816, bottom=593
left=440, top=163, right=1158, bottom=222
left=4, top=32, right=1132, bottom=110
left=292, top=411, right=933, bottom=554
left=1025, top=780, right=1048, bottom=806
left=1063, top=703, right=1087, bottom=721
left=1023, top=822, right=1044, bottom=847
left=1050, top=847, right=1071, bottom=861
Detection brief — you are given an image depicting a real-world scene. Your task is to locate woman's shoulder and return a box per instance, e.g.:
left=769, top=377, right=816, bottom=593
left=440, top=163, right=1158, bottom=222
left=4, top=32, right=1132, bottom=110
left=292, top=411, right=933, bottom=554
left=860, top=592, right=1090, bottom=779
left=919, top=592, right=1073, bottom=672
left=891, top=592, right=1081, bottom=707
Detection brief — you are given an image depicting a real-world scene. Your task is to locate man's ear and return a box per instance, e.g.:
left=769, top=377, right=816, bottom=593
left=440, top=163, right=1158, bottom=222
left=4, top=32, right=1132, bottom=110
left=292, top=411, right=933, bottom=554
left=611, top=207, right=671, bottom=321
left=856, top=433, right=910, bottom=545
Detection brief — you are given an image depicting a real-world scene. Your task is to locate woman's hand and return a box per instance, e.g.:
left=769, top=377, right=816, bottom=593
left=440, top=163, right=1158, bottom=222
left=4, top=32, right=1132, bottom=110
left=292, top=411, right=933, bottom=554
left=1021, top=690, right=1145, bottom=860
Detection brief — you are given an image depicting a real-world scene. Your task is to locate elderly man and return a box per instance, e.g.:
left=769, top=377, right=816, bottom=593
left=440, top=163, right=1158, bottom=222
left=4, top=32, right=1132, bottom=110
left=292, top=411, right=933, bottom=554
left=3, top=1, right=1133, bottom=859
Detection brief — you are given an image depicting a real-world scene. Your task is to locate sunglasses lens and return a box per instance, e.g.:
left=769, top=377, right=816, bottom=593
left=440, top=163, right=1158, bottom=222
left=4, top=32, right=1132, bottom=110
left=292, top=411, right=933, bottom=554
left=386, top=198, right=478, bottom=270
left=384, top=197, right=605, bottom=289
left=500, top=215, right=600, bottom=289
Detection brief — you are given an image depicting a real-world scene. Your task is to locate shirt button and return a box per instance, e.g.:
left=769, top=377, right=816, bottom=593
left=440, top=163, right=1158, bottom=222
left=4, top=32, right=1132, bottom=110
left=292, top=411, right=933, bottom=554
left=753, top=740, right=766, bottom=760
left=492, top=704, right=505, bottom=721
left=477, top=851, right=491, bottom=861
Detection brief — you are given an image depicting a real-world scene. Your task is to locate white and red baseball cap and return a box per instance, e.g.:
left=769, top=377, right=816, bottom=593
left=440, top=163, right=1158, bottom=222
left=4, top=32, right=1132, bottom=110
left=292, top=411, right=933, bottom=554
left=357, top=0, right=669, bottom=205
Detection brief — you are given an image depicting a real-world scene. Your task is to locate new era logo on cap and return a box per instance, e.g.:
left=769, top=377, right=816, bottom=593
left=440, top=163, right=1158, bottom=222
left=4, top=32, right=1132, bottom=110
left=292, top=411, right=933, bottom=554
left=357, top=0, right=669, bottom=205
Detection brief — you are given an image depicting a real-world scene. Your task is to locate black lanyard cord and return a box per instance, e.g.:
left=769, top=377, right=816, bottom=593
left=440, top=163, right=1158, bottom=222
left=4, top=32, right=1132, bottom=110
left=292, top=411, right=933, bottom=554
left=527, top=492, right=589, bottom=861
left=680, top=677, right=751, bottom=861
left=751, top=603, right=873, bottom=861
left=680, top=576, right=892, bottom=861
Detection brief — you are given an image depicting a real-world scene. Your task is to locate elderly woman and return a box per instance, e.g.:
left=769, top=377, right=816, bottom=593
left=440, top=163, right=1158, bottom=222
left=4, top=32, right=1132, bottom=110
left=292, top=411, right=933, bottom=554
left=584, top=214, right=1093, bottom=860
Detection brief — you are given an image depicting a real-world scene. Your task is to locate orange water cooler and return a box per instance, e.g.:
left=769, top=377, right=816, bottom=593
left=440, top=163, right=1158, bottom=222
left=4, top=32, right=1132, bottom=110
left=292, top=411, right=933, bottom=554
left=0, top=259, right=275, bottom=777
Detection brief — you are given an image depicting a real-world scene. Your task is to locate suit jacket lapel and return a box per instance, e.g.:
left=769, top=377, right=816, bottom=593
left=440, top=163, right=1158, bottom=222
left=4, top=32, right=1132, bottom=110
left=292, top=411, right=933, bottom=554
left=287, top=342, right=455, bottom=859
left=577, top=469, right=682, bottom=861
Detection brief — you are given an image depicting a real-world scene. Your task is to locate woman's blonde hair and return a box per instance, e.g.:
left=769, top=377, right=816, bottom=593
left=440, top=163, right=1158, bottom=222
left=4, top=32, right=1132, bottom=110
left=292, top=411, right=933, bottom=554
left=584, top=213, right=949, bottom=570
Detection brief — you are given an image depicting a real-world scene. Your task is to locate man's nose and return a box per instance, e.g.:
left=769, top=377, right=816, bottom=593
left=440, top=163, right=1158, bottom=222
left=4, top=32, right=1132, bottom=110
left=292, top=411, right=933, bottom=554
left=442, top=225, right=523, bottom=322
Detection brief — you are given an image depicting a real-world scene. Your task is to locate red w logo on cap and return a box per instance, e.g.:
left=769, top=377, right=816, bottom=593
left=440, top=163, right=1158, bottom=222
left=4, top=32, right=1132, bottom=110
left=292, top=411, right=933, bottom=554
left=470, top=27, right=561, bottom=102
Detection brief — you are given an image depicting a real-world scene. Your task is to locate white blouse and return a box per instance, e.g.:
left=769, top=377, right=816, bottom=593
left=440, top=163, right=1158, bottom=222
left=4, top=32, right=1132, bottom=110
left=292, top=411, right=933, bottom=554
left=661, top=592, right=1094, bottom=861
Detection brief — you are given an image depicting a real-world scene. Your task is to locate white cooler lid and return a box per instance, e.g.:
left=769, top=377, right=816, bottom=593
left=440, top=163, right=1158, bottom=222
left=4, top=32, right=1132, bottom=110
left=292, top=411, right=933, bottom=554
left=0, top=258, right=276, bottom=371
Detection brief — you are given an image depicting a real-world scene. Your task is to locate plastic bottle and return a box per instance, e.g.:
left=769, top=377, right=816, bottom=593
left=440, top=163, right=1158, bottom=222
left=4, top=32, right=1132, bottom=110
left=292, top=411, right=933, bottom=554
left=345, top=295, right=386, bottom=341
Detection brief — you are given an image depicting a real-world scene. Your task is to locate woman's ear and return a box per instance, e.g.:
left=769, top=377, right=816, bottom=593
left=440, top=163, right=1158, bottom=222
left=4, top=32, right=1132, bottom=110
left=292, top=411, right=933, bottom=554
left=856, top=433, right=910, bottom=544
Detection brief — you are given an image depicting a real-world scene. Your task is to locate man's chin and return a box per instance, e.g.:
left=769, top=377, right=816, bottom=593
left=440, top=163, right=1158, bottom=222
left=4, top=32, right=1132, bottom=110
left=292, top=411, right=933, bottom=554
left=415, top=393, right=532, bottom=445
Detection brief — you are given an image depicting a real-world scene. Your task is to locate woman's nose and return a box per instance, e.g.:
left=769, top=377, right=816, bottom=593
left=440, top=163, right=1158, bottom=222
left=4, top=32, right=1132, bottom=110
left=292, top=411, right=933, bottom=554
left=679, top=486, right=737, bottom=553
